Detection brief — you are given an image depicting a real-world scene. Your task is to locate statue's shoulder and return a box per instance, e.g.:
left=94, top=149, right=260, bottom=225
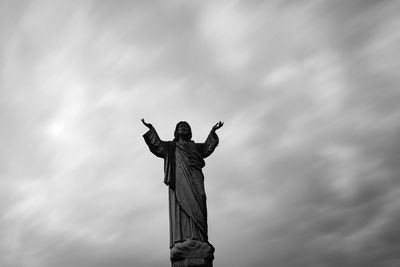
left=165, top=141, right=174, bottom=148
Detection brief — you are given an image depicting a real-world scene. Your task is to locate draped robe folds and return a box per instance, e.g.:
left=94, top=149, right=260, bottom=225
left=143, top=127, right=219, bottom=248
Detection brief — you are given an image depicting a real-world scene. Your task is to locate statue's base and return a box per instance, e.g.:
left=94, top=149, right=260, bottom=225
left=172, top=258, right=212, bottom=267
left=170, top=240, right=214, bottom=267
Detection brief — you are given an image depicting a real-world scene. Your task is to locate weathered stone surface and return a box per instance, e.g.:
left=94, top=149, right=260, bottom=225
left=170, top=239, right=214, bottom=261
left=172, top=258, right=213, bottom=267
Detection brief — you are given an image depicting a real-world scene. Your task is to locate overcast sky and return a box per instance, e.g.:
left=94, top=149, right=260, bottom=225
left=1, top=1, right=400, bottom=266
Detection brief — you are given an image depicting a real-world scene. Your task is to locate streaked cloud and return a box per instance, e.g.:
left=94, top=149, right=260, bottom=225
left=1, top=1, right=400, bottom=266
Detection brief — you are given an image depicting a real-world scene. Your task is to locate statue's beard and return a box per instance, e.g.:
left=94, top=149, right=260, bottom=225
left=178, top=133, right=190, bottom=141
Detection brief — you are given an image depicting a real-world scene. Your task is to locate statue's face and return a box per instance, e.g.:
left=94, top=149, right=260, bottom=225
left=177, top=122, right=190, bottom=136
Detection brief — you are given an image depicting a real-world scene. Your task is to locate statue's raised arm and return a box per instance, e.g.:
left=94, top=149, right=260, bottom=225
left=198, top=121, right=223, bottom=159
left=142, top=119, right=166, bottom=158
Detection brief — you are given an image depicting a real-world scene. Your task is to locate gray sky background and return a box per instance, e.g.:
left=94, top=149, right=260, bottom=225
left=1, top=1, right=400, bottom=266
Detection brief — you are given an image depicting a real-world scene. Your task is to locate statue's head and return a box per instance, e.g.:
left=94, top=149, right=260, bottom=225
left=174, top=121, right=192, bottom=141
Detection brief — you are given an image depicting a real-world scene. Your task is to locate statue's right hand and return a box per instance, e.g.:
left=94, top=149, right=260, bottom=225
left=141, top=118, right=152, bottom=129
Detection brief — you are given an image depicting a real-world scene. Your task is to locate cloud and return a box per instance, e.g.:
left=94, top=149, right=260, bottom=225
left=1, top=1, right=400, bottom=267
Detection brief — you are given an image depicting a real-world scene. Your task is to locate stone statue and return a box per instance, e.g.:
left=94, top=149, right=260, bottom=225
left=142, top=119, right=223, bottom=267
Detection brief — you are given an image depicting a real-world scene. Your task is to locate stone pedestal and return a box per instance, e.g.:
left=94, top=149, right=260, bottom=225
left=172, top=258, right=212, bottom=267
left=170, top=240, right=214, bottom=267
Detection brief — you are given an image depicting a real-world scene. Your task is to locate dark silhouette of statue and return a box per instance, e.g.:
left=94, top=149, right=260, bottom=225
left=142, top=119, right=223, bottom=267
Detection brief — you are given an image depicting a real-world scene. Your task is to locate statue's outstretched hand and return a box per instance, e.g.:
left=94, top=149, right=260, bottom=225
left=141, top=118, right=153, bottom=129
left=212, top=121, right=224, bottom=132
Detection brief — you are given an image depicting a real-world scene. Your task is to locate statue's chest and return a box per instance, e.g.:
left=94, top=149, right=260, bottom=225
left=175, top=143, right=204, bottom=167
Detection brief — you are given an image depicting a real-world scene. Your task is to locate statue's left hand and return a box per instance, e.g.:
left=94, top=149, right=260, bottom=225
left=212, top=121, right=224, bottom=132
left=141, top=118, right=153, bottom=129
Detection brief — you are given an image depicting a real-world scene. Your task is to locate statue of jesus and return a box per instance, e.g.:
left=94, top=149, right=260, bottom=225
left=141, top=119, right=223, bottom=267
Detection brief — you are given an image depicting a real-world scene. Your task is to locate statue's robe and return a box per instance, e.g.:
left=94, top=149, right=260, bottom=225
left=143, top=127, right=218, bottom=248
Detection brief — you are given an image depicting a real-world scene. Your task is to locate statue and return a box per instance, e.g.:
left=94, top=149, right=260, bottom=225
left=141, top=119, right=223, bottom=267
